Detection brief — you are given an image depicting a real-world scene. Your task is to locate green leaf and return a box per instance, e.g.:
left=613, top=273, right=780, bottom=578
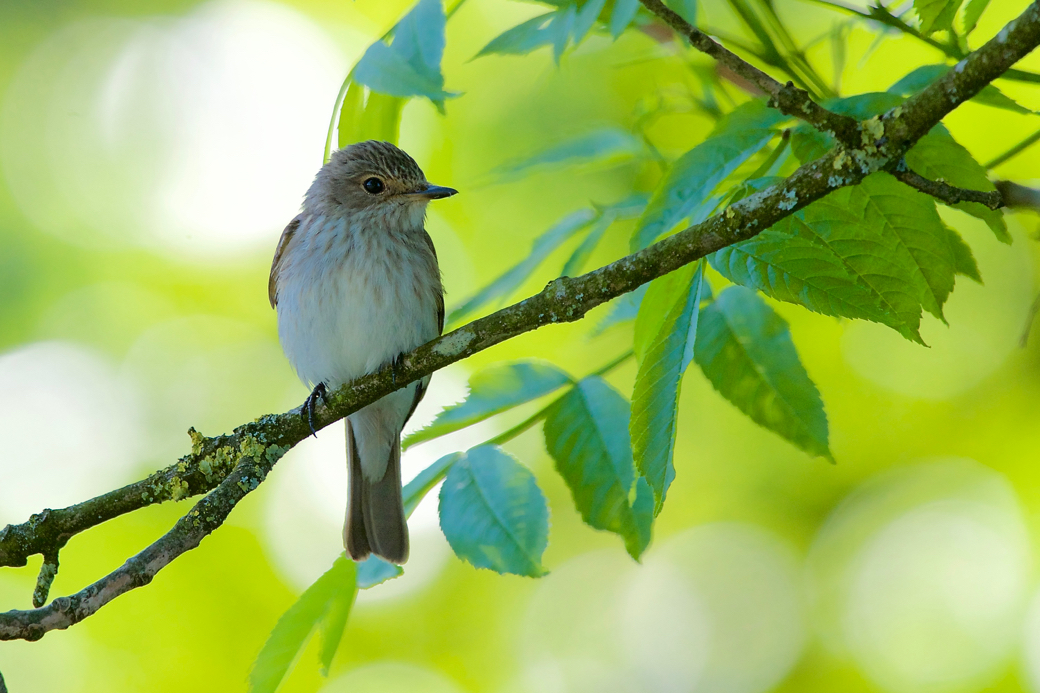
left=404, top=362, right=573, bottom=449
left=630, top=262, right=705, bottom=512
left=439, top=445, right=550, bottom=576
left=905, top=127, right=1010, bottom=243
left=249, top=556, right=357, bottom=693
left=573, top=0, right=607, bottom=45
left=336, top=78, right=365, bottom=150
left=711, top=229, right=911, bottom=335
left=354, top=0, right=458, bottom=103
left=609, top=0, right=641, bottom=38
left=889, top=64, right=1032, bottom=115
left=550, top=5, right=577, bottom=62
left=318, top=573, right=357, bottom=676
left=591, top=285, right=647, bottom=335
left=716, top=173, right=960, bottom=342
left=544, top=376, right=653, bottom=558
left=695, top=287, right=831, bottom=459
left=945, top=225, right=982, bottom=282
left=914, top=0, right=963, bottom=34
left=447, top=209, right=597, bottom=324
left=355, top=556, right=403, bottom=589
left=477, top=13, right=556, bottom=57
left=491, top=128, right=643, bottom=182
left=561, top=214, right=611, bottom=277
left=632, top=100, right=786, bottom=250
left=665, top=0, right=698, bottom=24
left=961, top=0, right=990, bottom=34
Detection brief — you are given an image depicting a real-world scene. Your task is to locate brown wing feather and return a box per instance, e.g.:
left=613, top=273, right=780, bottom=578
left=268, top=216, right=302, bottom=308
left=403, top=231, right=445, bottom=426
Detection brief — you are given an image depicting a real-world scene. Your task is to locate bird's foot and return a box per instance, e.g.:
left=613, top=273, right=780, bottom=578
left=302, top=382, right=328, bottom=437
left=389, top=353, right=406, bottom=388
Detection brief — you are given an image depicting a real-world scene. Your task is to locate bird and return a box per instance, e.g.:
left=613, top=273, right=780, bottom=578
left=268, top=140, right=455, bottom=565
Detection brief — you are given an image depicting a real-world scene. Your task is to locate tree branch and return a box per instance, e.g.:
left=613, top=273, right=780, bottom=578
left=2, top=0, right=1040, bottom=643
left=996, top=180, right=1040, bottom=210
left=637, top=0, right=862, bottom=146
left=892, top=166, right=1004, bottom=209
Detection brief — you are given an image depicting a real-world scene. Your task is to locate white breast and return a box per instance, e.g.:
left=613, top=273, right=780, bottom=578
left=274, top=214, right=442, bottom=388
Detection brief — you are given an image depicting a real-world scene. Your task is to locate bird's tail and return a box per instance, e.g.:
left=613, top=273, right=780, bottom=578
left=343, top=419, right=409, bottom=564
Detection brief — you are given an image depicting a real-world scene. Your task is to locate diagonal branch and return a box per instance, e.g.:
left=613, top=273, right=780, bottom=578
left=637, top=0, right=861, bottom=146
left=2, top=0, right=1040, bottom=642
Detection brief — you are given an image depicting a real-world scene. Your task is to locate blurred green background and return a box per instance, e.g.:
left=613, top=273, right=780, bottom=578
left=2, top=0, right=1040, bottom=691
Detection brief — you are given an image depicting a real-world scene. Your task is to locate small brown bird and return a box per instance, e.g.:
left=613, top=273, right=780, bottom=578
left=269, top=141, right=455, bottom=564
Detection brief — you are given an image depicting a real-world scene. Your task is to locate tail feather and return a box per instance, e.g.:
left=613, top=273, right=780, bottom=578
left=343, top=420, right=409, bottom=564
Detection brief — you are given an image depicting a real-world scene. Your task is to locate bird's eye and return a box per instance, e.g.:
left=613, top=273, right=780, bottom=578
left=363, top=177, right=385, bottom=194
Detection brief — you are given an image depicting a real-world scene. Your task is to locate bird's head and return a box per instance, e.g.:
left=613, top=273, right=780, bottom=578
left=306, top=140, right=457, bottom=228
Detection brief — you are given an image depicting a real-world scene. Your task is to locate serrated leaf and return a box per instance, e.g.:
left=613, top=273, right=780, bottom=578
left=561, top=214, right=611, bottom=277
left=544, top=376, right=653, bottom=558
left=477, top=13, right=556, bottom=57
left=448, top=209, right=597, bottom=324
left=695, top=287, right=831, bottom=459
left=404, top=361, right=572, bottom=448
left=610, top=0, right=641, bottom=38
left=945, top=224, right=982, bottom=282
left=889, top=64, right=1032, bottom=115
left=915, top=0, right=963, bottom=34
left=439, top=445, right=550, bottom=576
left=573, top=0, right=607, bottom=45
left=318, top=574, right=357, bottom=676
left=354, top=0, right=458, bottom=103
left=551, top=5, right=577, bottom=62
left=632, top=100, right=786, bottom=250
left=491, top=128, right=643, bottom=182
left=710, top=229, right=910, bottom=334
left=905, top=127, right=1010, bottom=243
left=961, top=0, right=990, bottom=34
left=249, top=556, right=357, bottom=693
left=355, top=556, right=403, bottom=589
left=630, top=262, right=705, bottom=512
left=665, top=0, right=698, bottom=23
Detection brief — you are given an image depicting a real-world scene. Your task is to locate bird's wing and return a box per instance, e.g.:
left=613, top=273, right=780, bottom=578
left=422, top=230, right=445, bottom=334
left=402, top=231, right=446, bottom=427
left=268, top=216, right=302, bottom=308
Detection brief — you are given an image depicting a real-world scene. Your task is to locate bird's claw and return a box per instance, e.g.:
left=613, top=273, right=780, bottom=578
left=390, top=354, right=406, bottom=388
left=302, top=382, right=328, bottom=437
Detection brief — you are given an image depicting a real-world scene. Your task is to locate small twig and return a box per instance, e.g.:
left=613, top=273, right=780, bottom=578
left=892, top=166, right=1003, bottom=209
left=32, top=551, right=59, bottom=609
left=638, top=0, right=862, bottom=146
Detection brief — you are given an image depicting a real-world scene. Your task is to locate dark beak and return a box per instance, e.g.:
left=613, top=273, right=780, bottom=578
left=411, top=184, right=458, bottom=200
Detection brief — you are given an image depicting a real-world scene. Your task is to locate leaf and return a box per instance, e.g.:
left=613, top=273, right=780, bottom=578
left=905, top=127, right=1010, bottom=243
left=716, top=173, right=959, bottom=342
left=609, top=0, right=641, bottom=38
left=945, top=224, right=982, bottom=282
left=961, top=0, right=990, bottom=34
left=573, top=0, right=608, bottom=45
left=630, top=262, right=705, bottom=512
left=544, top=376, right=654, bottom=558
left=249, top=556, right=358, bottom=693
left=477, top=13, right=556, bottom=58
left=694, top=287, right=831, bottom=459
left=889, top=64, right=1032, bottom=115
left=914, top=0, right=963, bottom=34
left=490, top=128, right=643, bottom=181
left=447, top=209, right=597, bottom=324
left=632, top=99, right=786, bottom=250
left=561, top=214, right=611, bottom=277
left=665, top=0, right=698, bottom=24
left=353, top=0, right=458, bottom=103
left=711, top=229, right=910, bottom=335
left=336, top=78, right=365, bottom=150
left=355, top=556, right=403, bottom=589
left=404, top=362, right=573, bottom=448
left=318, top=574, right=357, bottom=676
left=439, top=445, right=550, bottom=576
left=591, top=284, right=648, bottom=335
